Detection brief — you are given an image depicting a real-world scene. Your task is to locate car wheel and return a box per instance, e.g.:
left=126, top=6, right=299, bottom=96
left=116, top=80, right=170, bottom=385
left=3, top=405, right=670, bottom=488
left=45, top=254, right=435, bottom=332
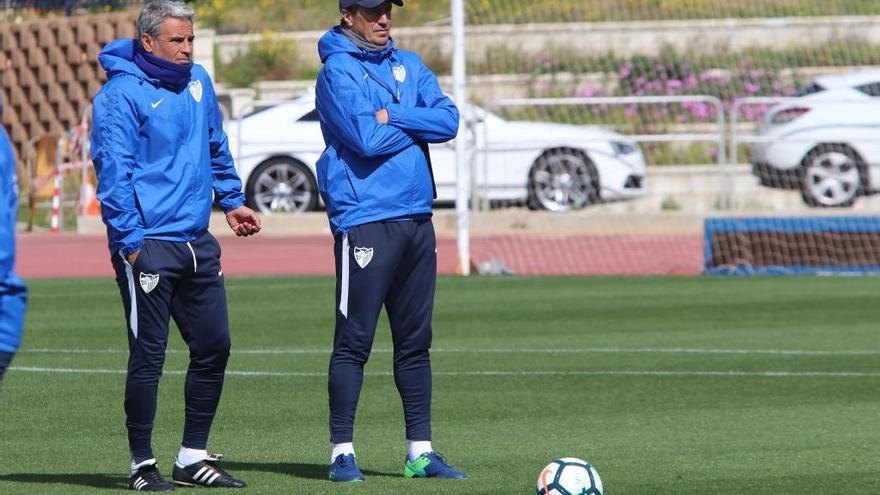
left=798, top=144, right=864, bottom=208
left=528, top=149, right=599, bottom=211
left=245, top=157, right=318, bottom=214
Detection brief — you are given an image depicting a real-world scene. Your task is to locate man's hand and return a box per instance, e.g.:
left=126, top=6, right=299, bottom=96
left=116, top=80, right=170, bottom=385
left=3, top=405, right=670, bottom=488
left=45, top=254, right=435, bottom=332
left=375, top=108, right=389, bottom=124
left=226, top=205, right=262, bottom=237
left=127, top=250, right=140, bottom=265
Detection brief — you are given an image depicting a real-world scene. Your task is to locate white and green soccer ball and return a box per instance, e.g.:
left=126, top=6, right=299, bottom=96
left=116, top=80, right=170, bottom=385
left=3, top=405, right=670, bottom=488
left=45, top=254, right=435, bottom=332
left=536, top=457, right=603, bottom=495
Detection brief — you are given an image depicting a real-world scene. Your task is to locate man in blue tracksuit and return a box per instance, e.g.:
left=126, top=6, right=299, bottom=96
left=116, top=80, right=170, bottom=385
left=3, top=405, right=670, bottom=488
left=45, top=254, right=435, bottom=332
left=91, top=1, right=260, bottom=491
left=315, top=0, right=467, bottom=482
left=0, top=96, right=28, bottom=382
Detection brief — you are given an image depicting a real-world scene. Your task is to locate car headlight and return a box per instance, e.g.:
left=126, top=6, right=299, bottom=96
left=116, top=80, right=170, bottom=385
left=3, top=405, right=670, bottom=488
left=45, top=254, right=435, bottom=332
left=611, top=141, right=638, bottom=155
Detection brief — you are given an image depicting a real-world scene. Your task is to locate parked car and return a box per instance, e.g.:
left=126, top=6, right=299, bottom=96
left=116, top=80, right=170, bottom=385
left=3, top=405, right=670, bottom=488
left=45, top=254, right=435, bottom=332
left=225, top=90, right=646, bottom=214
left=750, top=70, right=880, bottom=207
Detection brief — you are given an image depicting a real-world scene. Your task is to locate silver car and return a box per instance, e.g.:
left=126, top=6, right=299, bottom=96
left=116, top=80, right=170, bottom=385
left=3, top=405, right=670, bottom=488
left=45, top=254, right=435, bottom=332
left=226, top=91, right=647, bottom=214
left=750, top=70, right=880, bottom=207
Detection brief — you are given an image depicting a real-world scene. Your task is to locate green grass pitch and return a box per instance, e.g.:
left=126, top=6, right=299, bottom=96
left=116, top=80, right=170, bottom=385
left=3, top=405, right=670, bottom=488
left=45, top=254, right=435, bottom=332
left=1, top=275, right=879, bottom=494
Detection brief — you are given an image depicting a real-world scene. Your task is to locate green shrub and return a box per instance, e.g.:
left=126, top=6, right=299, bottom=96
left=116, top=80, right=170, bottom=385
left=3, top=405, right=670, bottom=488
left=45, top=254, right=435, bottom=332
left=216, top=38, right=319, bottom=88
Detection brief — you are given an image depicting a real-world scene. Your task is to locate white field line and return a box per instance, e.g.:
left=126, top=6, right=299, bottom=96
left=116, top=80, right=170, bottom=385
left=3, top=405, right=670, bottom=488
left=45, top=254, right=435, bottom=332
left=21, top=347, right=880, bottom=356
left=26, top=281, right=331, bottom=299
left=9, top=367, right=880, bottom=379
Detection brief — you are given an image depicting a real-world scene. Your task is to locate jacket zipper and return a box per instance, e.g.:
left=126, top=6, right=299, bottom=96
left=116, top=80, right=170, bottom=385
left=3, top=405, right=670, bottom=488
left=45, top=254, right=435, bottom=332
left=360, top=61, right=400, bottom=103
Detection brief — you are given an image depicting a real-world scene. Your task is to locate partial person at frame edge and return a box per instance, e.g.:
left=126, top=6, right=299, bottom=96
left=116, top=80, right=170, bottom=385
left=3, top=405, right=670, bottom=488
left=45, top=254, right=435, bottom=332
left=0, top=94, right=28, bottom=384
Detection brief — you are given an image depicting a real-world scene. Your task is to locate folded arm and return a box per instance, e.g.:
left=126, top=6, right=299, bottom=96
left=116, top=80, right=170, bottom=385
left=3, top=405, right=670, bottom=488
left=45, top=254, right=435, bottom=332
left=316, top=62, right=416, bottom=158
left=385, top=62, right=459, bottom=143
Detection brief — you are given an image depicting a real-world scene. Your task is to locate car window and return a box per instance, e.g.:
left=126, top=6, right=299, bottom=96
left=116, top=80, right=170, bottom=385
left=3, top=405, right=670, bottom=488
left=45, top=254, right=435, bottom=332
left=298, top=109, right=320, bottom=122
left=242, top=106, right=275, bottom=119
left=855, top=82, right=880, bottom=97
left=794, top=82, right=825, bottom=97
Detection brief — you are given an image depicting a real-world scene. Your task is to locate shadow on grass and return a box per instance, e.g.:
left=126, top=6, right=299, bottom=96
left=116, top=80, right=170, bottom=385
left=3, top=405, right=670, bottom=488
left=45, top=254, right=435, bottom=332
left=222, top=461, right=399, bottom=480
left=0, top=473, right=127, bottom=490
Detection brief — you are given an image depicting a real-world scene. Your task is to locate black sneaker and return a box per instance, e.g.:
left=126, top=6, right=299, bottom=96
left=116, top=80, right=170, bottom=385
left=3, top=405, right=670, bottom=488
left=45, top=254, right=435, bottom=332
left=129, top=463, right=175, bottom=492
left=172, top=454, right=247, bottom=488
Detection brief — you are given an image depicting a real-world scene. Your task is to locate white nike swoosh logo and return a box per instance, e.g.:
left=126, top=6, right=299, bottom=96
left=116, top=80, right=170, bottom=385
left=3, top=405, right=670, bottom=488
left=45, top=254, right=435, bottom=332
left=218, top=269, right=223, bottom=277
left=151, top=99, right=164, bottom=109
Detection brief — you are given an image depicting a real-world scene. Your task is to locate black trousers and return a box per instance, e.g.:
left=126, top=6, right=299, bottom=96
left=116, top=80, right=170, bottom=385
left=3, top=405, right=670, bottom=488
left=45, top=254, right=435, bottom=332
left=0, top=350, right=14, bottom=382
left=329, top=219, right=436, bottom=444
left=111, top=232, right=231, bottom=463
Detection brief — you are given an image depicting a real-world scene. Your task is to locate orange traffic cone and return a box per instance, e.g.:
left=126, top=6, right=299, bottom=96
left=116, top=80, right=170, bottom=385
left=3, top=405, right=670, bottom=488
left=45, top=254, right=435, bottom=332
left=80, top=175, right=100, bottom=216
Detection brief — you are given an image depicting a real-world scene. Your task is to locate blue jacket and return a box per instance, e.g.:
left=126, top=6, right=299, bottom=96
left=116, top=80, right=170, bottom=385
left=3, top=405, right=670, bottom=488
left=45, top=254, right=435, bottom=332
left=315, top=27, right=459, bottom=234
left=91, top=39, right=244, bottom=257
left=0, top=122, right=27, bottom=353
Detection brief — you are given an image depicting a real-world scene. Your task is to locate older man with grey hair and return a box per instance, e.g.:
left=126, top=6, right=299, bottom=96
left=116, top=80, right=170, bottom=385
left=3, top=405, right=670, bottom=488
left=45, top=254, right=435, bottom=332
left=91, top=1, right=259, bottom=491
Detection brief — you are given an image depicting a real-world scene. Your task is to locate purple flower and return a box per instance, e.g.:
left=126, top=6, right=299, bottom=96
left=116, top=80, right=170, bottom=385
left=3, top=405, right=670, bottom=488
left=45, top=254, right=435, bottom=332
left=580, top=87, right=597, bottom=97
left=683, top=101, right=711, bottom=121
left=666, top=80, right=684, bottom=91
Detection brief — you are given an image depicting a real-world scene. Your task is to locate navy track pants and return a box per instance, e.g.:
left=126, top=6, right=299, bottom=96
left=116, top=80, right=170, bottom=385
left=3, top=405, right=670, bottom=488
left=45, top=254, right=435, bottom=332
left=111, top=232, right=231, bottom=463
left=329, top=219, right=436, bottom=444
left=0, top=350, right=13, bottom=382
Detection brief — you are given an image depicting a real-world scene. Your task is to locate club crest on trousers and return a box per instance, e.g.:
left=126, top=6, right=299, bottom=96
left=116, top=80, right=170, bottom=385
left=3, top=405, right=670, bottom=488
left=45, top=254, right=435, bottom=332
left=354, top=247, right=373, bottom=269
left=139, top=273, right=159, bottom=294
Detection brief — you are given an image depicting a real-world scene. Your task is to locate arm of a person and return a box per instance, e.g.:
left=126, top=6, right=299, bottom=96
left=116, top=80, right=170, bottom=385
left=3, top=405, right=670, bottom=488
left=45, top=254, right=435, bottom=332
left=203, top=76, right=261, bottom=236
left=91, top=88, right=144, bottom=259
left=0, top=128, right=16, bottom=280
left=204, top=76, right=245, bottom=213
left=384, top=62, right=460, bottom=143
left=316, top=62, right=416, bottom=158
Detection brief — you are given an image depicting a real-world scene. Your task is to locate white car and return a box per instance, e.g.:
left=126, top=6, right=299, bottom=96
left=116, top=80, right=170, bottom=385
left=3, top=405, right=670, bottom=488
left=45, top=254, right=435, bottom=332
left=750, top=70, right=880, bottom=207
left=225, top=91, right=646, bottom=214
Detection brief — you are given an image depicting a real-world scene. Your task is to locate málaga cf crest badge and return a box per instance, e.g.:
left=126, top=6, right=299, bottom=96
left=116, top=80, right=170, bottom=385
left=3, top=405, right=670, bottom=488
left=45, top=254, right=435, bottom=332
left=189, top=80, right=203, bottom=103
left=354, top=247, right=374, bottom=269
left=139, top=273, right=160, bottom=294
left=392, top=65, right=406, bottom=83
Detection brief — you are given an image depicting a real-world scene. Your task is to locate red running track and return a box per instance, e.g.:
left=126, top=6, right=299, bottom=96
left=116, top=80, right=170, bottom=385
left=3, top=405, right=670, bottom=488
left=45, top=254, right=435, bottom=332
left=15, top=232, right=703, bottom=279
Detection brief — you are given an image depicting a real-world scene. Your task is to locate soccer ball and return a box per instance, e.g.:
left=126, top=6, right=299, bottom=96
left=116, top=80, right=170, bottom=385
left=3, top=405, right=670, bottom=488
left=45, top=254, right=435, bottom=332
left=536, top=457, right=603, bottom=495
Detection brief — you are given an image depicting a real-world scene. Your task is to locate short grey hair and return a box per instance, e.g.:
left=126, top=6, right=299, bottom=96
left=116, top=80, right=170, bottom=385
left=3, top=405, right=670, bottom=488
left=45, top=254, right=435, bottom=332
left=137, top=1, right=196, bottom=39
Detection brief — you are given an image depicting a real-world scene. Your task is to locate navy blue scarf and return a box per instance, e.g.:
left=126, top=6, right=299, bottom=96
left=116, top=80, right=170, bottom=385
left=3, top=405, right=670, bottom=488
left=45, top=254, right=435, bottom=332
left=133, top=40, right=193, bottom=92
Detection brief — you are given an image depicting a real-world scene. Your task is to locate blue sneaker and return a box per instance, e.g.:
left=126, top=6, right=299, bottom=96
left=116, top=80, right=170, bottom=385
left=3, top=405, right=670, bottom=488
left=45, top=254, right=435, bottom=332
left=403, top=452, right=468, bottom=479
left=329, top=454, right=365, bottom=482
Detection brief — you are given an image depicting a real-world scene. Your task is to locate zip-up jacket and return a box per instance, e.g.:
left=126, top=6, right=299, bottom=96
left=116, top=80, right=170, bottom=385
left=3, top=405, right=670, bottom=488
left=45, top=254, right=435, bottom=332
left=91, top=39, right=244, bottom=257
left=315, top=27, right=459, bottom=234
left=1, top=123, right=27, bottom=353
